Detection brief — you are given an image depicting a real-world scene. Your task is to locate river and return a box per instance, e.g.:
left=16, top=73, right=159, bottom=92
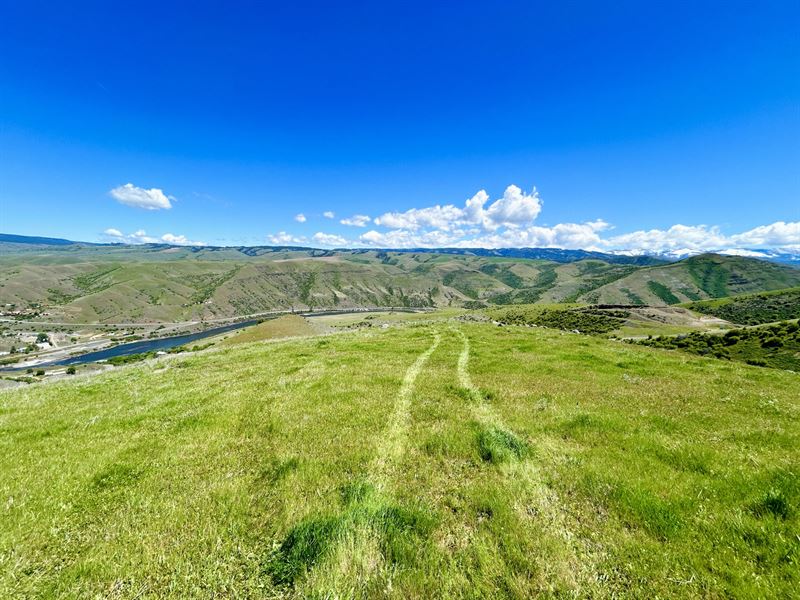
left=4, top=319, right=260, bottom=371
left=3, top=307, right=433, bottom=372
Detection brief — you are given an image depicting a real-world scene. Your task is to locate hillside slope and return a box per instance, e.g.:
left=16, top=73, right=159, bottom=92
left=1, top=323, right=797, bottom=597
left=2, top=246, right=799, bottom=322
left=580, top=254, right=800, bottom=305
left=0, top=253, right=546, bottom=321
left=0, top=249, right=639, bottom=321
left=683, top=287, right=800, bottom=325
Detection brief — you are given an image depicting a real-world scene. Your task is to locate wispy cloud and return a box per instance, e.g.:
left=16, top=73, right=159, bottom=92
left=323, top=211, right=335, bottom=219
left=294, top=213, right=307, bottom=223
left=109, top=183, right=173, bottom=210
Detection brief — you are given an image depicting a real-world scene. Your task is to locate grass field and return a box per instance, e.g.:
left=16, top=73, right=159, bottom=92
left=1, top=320, right=798, bottom=598
left=222, top=315, right=317, bottom=344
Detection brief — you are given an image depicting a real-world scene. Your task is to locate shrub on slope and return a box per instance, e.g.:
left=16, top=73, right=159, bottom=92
left=632, top=320, right=800, bottom=370
left=686, top=288, right=800, bottom=325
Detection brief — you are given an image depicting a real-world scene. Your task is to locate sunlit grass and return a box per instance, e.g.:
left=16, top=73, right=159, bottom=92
left=1, top=321, right=797, bottom=597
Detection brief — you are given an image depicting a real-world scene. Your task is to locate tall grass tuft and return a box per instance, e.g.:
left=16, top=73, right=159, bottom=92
left=476, top=425, right=528, bottom=464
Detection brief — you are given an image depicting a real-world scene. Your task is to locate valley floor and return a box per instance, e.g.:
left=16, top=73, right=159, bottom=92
left=0, top=321, right=797, bottom=598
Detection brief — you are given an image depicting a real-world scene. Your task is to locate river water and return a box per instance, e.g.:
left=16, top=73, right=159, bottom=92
left=4, top=307, right=432, bottom=371
left=5, top=319, right=259, bottom=370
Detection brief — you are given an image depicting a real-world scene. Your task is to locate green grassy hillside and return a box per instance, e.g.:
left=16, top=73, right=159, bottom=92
left=581, top=254, right=800, bottom=306
left=684, top=287, right=800, bottom=325
left=0, top=253, right=463, bottom=322
left=0, top=251, right=619, bottom=321
left=1, top=322, right=798, bottom=597
left=222, top=314, right=316, bottom=344
left=2, top=248, right=799, bottom=323
left=632, top=320, right=800, bottom=370
left=487, top=303, right=730, bottom=338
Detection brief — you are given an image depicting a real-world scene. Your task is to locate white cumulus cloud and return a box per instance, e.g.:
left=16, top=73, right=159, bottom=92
left=357, top=220, right=608, bottom=250
left=731, top=221, right=800, bottom=246
left=109, top=183, right=173, bottom=210
left=340, top=214, right=372, bottom=227
left=373, top=185, right=541, bottom=232
left=323, top=211, right=335, bottom=219
left=264, top=184, right=799, bottom=255
left=312, top=232, right=349, bottom=247
left=267, top=231, right=308, bottom=245
left=294, top=213, right=307, bottom=223
left=360, top=228, right=468, bottom=248
left=604, top=224, right=729, bottom=253
left=160, top=233, right=206, bottom=245
left=601, top=221, right=800, bottom=254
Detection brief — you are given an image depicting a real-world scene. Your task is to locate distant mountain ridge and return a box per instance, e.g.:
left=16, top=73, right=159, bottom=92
left=4, top=232, right=799, bottom=266
left=0, top=233, right=83, bottom=246
left=2, top=234, right=800, bottom=323
left=610, top=246, right=800, bottom=265
left=0, top=233, right=661, bottom=264
left=376, top=247, right=665, bottom=265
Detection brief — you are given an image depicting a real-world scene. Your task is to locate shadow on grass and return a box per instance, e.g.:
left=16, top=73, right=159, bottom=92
left=749, top=489, right=791, bottom=520
left=748, top=470, right=796, bottom=521
left=258, top=457, right=300, bottom=485
left=266, top=514, right=344, bottom=586
left=265, top=479, right=436, bottom=587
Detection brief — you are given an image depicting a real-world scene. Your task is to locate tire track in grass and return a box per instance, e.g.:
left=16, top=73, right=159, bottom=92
left=369, top=329, right=441, bottom=489
left=453, top=325, right=601, bottom=593
left=456, top=326, right=496, bottom=422
left=455, top=325, right=522, bottom=460
left=267, top=328, right=441, bottom=595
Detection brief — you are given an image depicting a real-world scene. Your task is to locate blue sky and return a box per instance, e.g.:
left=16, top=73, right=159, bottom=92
left=1, top=0, right=798, bottom=252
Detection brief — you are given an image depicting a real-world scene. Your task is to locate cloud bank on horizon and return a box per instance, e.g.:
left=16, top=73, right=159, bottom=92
left=269, top=184, right=800, bottom=254
left=103, top=182, right=797, bottom=253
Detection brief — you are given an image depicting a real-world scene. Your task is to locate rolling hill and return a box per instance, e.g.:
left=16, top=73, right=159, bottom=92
left=1, top=239, right=799, bottom=323
left=683, top=287, right=800, bottom=325
left=578, top=254, right=800, bottom=305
